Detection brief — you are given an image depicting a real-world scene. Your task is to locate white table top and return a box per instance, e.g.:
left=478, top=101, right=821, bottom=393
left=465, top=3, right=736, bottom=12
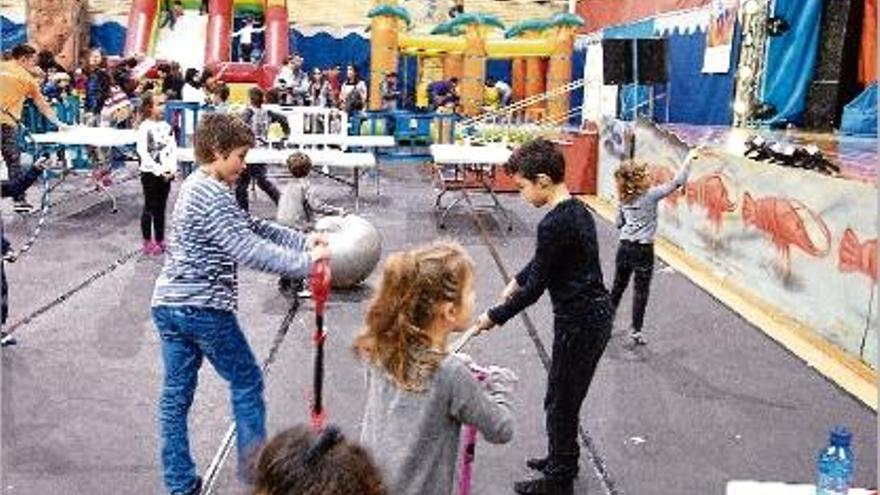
left=31, top=126, right=139, bottom=147
left=177, top=147, right=376, bottom=168
left=430, top=144, right=512, bottom=166
left=726, top=481, right=875, bottom=494
left=285, top=134, right=395, bottom=148
left=345, top=135, right=396, bottom=148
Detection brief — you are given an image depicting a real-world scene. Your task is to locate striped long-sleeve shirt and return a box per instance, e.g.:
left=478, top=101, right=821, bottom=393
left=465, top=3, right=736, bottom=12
left=152, top=168, right=311, bottom=312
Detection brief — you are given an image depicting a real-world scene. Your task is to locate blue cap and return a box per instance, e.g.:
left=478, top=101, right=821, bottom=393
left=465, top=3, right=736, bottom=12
left=830, top=427, right=852, bottom=447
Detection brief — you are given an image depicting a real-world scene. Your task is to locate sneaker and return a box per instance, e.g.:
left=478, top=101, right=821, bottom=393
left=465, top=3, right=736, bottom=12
left=513, top=477, right=573, bottom=495
left=142, top=240, right=156, bottom=255
left=631, top=330, right=647, bottom=346
left=13, top=201, right=34, bottom=214
left=153, top=241, right=166, bottom=255
left=526, top=457, right=578, bottom=478
left=526, top=457, right=549, bottom=473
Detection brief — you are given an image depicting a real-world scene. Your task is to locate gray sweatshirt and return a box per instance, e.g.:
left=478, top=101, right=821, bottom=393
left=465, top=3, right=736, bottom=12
left=360, top=354, right=515, bottom=495
left=616, top=163, right=690, bottom=243
left=276, top=178, right=343, bottom=231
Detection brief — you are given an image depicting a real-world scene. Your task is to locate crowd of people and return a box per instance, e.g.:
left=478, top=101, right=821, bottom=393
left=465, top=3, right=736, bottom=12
left=0, top=38, right=696, bottom=495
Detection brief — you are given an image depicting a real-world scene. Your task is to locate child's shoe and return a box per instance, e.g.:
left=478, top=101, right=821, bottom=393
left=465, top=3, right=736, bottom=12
left=526, top=456, right=549, bottom=473
left=513, top=477, right=573, bottom=495
left=630, top=329, right=647, bottom=346
left=142, top=240, right=156, bottom=255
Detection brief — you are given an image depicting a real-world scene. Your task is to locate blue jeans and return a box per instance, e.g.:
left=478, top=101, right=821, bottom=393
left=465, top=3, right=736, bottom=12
left=152, top=306, right=266, bottom=494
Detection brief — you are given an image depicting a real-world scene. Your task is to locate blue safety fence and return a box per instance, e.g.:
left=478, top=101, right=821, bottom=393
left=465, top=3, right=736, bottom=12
left=349, top=110, right=458, bottom=159
left=20, top=97, right=92, bottom=170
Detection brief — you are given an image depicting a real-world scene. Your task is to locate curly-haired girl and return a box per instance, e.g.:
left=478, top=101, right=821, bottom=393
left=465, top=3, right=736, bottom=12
left=611, top=154, right=693, bottom=345
left=354, top=241, right=516, bottom=495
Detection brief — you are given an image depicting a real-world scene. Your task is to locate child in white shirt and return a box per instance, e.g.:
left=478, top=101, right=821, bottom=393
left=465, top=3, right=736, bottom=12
left=135, top=91, right=177, bottom=255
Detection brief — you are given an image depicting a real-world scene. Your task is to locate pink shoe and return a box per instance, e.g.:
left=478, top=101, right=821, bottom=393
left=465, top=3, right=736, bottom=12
left=153, top=241, right=167, bottom=255
left=142, top=240, right=156, bottom=255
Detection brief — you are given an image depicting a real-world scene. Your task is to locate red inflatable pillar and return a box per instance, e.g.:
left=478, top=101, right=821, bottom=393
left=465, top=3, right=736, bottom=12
left=124, top=0, right=158, bottom=57
left=205, top=0, right=234, bottom=68
left=264, top=0, right=289, bottom=68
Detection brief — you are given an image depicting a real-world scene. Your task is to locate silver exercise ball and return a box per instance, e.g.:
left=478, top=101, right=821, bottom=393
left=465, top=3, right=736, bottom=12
left=314, top=214, right=382, bottom=289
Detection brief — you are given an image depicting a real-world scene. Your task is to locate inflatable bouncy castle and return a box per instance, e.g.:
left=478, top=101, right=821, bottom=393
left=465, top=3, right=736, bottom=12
left=123, top=0, right=288, bottom=89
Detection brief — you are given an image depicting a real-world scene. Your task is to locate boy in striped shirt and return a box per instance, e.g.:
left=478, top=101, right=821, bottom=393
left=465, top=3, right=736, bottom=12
left=151, top=113, right=330, bottom=495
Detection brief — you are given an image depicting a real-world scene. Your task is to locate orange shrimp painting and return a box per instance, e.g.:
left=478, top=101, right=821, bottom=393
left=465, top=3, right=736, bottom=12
left=839, top=228, right=878, bottom=282
left=686, top=173, right=736, bottom=230
left=742, top=192, right=831, bottom=277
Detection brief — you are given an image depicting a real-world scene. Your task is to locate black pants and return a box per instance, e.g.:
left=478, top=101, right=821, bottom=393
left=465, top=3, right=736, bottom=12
left=1, top=124, right=24, bottom=202
left=609, top=240, right=655, bottom=332
left=545, top=302, right=612, bottom=480
left=240, top=43, right=252, bottom=62
left=141, top=172, right=171, bottom=242
left=235, top=164, right=279, bottom=211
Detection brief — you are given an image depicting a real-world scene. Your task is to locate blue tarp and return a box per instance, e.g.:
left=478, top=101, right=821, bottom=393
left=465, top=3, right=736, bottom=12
left=290, top=29, right=371, bottom=88
left=840, top=83, right=878, bottom=136
left=1, top=16, right=26, bottom=51
left=659, top=24, right=739, bottom=125
left=90, top=21, right=126, bottom=56
left=760, top=0, right=823, bottom=126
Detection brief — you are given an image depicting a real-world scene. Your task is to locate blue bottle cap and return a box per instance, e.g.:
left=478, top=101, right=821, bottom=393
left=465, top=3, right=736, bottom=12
left=830, top=427, right=852, bottom=447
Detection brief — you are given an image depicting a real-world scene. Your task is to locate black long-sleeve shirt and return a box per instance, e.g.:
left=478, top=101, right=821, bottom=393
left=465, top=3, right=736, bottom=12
left=488, top=198, right=608, bottom=326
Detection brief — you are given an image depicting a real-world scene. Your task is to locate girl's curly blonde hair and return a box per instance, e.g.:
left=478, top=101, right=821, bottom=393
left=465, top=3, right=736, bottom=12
left=614, top=160, right=652, bottom=204
left=353, top=242, right=474, bottom=391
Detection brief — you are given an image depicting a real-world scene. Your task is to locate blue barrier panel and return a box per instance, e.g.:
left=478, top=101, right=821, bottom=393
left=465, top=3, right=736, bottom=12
left=164, top=101, right=209, bottom=147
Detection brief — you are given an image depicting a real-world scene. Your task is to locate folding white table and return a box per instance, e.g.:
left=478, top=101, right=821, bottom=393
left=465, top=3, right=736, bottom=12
left=429, top=144, right=514, bottom=231
left=31, top=127, right=140, bottom=212
left=177, top=147, right=378, bottom=208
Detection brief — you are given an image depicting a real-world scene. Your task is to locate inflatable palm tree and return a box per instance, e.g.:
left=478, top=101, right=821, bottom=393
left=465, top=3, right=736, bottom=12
left=446, top=13, right=505, bottom=116
left=431, top=20, right=465, bottom=83
left=367, top=3, right=412, bottom=110
left=546, top=13, right=584, bottom=123
left=505, top=19, right=552, bottom=110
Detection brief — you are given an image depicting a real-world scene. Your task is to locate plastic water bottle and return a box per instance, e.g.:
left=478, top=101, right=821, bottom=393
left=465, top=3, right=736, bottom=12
left=816, top=427, right=854, bottom=495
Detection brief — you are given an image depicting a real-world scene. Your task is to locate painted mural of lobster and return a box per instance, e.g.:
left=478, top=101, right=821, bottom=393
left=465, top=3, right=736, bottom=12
left=742, top=192, right=831, bottom=277
left=838, top=228, right=878, bottom=282
left=686, top=173, right=737, bottom=230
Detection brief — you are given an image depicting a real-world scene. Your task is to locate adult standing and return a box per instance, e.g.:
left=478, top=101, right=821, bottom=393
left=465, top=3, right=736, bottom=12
left=0, top=43, right=68, bottom=212
left=339, top=65, right=367, bottom=115
left=274, top=54, right=309, bottom=106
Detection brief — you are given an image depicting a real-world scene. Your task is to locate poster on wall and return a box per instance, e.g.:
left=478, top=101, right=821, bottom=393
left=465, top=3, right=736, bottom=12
left=702, top=0, right=738, bottom=73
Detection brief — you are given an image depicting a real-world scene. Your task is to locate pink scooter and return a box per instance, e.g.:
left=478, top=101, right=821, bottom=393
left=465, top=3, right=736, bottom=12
left=450, top=327, right=490, bottom=495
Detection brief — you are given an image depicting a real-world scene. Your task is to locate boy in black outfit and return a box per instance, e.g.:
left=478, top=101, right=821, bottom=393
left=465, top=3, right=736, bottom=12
left=475, top=138, right=612, bottom=495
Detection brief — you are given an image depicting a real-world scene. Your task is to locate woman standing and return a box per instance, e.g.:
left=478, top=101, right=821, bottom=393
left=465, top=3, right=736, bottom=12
left=339, top=65, right=367, bottom=114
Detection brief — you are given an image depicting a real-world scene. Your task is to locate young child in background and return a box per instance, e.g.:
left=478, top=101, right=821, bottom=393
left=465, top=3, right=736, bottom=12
left=253, top=424, right=386, bottom=495
left=233, top=16, right=265, bottom=62
left=151, top=113, right=330, bottom=495
left=276, top=152, right=345, bottom=232
left=474, top=138, right=612, bottom=495
left=135, top=92, right=176, bottom=255
left=610, top=154, right=693, bottom=345
left=275, top=151, right=345, bottom=296
left=356, top=242, right=516, bottom=495
left=236, top=86, right=288, bottom=211
left=209, top=83, right=231, bottom=113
